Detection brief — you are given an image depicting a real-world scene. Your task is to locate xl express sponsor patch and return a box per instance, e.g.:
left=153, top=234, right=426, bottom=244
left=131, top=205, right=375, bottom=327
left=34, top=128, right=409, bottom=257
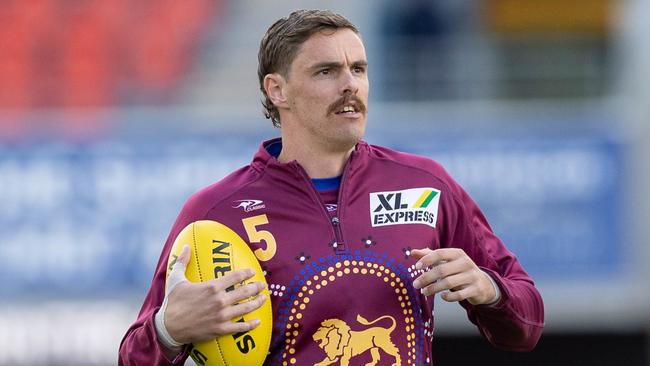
left=370, top=188, right=441, bottom=228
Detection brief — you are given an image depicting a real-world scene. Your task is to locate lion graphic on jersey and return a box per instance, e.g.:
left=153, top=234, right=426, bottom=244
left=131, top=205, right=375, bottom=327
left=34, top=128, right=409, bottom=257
left=312, top=314, right=401, bottom=366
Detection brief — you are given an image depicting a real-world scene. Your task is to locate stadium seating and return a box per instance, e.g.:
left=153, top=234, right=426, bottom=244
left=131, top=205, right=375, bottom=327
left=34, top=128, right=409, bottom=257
left=0, top=0, right=221, bottom=110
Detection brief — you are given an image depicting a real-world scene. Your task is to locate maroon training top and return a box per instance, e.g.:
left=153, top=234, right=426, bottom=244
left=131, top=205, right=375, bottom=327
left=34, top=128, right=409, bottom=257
left=119, top=138, right=544, bottom=366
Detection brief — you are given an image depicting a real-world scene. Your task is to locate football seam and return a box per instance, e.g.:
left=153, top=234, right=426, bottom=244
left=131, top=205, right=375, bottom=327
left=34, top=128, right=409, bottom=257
left=215, top=337, right=227, bottom=366
left=257, top=261, right=273, bottom=360
left=192, top=223, right=203, bottom=282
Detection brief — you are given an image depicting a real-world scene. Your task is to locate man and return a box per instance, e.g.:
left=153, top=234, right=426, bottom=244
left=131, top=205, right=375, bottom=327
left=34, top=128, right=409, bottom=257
left=119, top=9, right=544, bottom=366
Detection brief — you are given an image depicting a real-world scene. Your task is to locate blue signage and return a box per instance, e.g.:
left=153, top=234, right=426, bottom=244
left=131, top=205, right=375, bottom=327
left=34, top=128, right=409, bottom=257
left=0, top=128, right=624, bottom=299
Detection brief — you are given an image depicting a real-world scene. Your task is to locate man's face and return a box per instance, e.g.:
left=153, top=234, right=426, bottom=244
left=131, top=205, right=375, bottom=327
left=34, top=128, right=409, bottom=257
left=281, top=28, right=369, bottom=152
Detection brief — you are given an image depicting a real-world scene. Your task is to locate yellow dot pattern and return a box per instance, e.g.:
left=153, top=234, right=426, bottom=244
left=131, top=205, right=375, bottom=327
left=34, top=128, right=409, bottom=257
left=281, top=260, right=418, bottom=365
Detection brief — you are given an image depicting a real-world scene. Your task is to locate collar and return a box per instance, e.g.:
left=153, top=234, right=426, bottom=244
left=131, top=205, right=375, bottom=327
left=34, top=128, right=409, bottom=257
left=252, top=137, right=369, bottom=173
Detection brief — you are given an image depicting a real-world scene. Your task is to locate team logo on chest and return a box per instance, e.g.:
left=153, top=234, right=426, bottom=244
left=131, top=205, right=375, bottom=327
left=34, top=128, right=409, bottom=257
left=232, top=199, right=265, bottom=212
left=370, top=187, right=441, bottom=228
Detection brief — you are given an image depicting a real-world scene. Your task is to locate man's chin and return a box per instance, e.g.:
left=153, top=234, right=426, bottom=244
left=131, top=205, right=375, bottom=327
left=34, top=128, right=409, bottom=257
left=327, top=133, right=363, bottom=153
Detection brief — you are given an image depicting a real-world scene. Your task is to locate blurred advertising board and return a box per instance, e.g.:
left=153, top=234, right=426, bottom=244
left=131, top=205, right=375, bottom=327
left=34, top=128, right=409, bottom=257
left=0, top=119, right=624, bottom=300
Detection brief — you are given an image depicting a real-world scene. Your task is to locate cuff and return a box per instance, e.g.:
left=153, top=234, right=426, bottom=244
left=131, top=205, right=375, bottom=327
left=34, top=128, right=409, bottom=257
left=154, top=298, right=184, bottom=349
left=150, top=307, right=187, bottom=364
left=479, top=268, right=504, bottom=308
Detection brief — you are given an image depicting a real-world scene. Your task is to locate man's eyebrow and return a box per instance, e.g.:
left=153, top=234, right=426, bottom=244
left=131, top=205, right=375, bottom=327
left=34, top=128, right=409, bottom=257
left=309, top=60, right=368, bottom=70
left=309, top=61, right=343, bottom=71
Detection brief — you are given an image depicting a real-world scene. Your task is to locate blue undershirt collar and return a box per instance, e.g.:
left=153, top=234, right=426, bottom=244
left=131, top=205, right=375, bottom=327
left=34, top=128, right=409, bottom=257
left=265, top=140, right=283, bottom=158
left=311, top=176, right=342, bottom=191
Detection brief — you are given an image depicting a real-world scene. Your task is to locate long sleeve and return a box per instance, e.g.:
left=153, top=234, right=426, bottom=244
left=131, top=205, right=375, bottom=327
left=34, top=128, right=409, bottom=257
left=443, top=180, right=544, bottom=351
left=467, top=266, right=544, bottom=351
left=118, top=205, right=197, bottom=365
left=118, top=160, right=259, bottom=365
left=118, top=305, right=188, bottom=365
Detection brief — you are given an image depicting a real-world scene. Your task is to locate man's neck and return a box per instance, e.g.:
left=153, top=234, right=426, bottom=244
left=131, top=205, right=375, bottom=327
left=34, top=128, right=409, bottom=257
left=277, top=136, right=354, bottom=179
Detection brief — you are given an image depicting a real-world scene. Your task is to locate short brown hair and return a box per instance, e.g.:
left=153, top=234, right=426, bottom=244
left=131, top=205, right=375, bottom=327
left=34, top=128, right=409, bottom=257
left=258, top=10, right=359, bottom=127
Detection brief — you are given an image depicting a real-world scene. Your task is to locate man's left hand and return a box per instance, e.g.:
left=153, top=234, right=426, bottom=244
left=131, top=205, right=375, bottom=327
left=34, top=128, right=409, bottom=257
left=411, top=248, right=498, bottom=305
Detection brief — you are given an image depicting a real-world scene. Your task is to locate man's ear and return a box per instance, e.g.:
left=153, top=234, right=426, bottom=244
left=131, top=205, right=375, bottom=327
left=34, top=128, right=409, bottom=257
left=264, top=73, right=289, bottom=109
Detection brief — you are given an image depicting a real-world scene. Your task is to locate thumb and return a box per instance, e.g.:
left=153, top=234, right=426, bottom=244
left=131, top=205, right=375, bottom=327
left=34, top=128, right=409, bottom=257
left=166, top=245, right=190, bottom=295
left=176, top=244, right=191, bottom=266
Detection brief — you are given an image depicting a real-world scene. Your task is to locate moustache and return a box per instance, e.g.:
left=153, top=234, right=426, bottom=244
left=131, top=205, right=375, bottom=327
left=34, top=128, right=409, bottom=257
left=327, top=94, right=367, bottom=116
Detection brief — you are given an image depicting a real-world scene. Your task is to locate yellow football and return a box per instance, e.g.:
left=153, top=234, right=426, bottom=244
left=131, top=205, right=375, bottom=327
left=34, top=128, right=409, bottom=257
left=166, top=220, right=272, bottom=366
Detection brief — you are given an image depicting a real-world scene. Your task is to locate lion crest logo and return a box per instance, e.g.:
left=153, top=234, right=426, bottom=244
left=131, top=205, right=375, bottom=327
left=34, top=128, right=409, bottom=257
left=312, top=314, right=401, bottom=366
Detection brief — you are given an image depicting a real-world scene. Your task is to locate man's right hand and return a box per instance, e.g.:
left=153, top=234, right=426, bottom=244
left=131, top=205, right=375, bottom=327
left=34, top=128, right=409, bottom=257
left=162, top=245, right=268, bottom=345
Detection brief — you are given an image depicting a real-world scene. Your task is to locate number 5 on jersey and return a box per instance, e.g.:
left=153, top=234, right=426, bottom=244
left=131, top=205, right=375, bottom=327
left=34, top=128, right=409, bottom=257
left=242, top=214, right=277, bottom=262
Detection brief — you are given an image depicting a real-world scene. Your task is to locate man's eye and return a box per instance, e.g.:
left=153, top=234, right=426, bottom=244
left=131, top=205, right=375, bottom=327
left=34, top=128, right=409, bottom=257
left=353, top=66, right=366, bottom=74
left=318, top=69, right=330, bottom=75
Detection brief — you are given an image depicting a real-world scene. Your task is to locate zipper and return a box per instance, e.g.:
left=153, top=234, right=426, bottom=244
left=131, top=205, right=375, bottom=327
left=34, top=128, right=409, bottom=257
left=292, top=151, right=355, bottom=254
left=331, top=151, right=354, bottom=253
left=330, top=216, right=345, bottom=253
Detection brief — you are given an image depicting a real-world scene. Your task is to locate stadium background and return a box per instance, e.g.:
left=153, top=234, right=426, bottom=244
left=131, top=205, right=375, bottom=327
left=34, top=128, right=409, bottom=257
left=0, top=0, right=648, bottom=365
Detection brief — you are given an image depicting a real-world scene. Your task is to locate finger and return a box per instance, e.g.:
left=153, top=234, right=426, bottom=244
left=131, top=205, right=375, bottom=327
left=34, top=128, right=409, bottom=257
left=410, top=248, right=438, bottom=272
left=208, top=268, right=256, bottom=292
left=409, top=248, right=432, bottom=260
left=177, top=245, right=190, bottom=266
left=413, top=259, right=465, bottom=290
left=221, top=293, right=268, bottom=322
left=224, top=281, right=266, bottom=305
left=169, top=245, right=191, bottom=272
left=441, top=287, right=474, bottom=303
left=419, top=272, right=471, bottom=297
left=413, top=248, right=463, bottom=270
left=216, top=318, right=262, bottom=336
left=167, top=245, right=191, bottom=294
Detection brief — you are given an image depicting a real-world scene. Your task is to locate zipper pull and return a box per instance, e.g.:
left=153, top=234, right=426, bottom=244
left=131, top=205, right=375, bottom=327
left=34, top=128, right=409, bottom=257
left=331, top=216, right=345, bottom=253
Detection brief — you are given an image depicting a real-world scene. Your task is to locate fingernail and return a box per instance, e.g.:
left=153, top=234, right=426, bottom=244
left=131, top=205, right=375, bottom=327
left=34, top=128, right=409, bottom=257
left=413, top=280, right=420, bottom=289
left=252, top=319, right=261, bottom=327
left=258, top=294, right=266, bottom=302
left=415, top=262, right=422, bottom=270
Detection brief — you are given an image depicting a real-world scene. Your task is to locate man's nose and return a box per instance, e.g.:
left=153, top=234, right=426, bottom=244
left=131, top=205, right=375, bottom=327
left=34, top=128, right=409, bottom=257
left=340, top=69, right=359, bottom=95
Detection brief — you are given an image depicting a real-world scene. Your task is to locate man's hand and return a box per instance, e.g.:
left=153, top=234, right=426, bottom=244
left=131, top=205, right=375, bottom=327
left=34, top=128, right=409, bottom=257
left=162, top=245, right=268, bottom=345
left=411, top=248, right=498, bottom=305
